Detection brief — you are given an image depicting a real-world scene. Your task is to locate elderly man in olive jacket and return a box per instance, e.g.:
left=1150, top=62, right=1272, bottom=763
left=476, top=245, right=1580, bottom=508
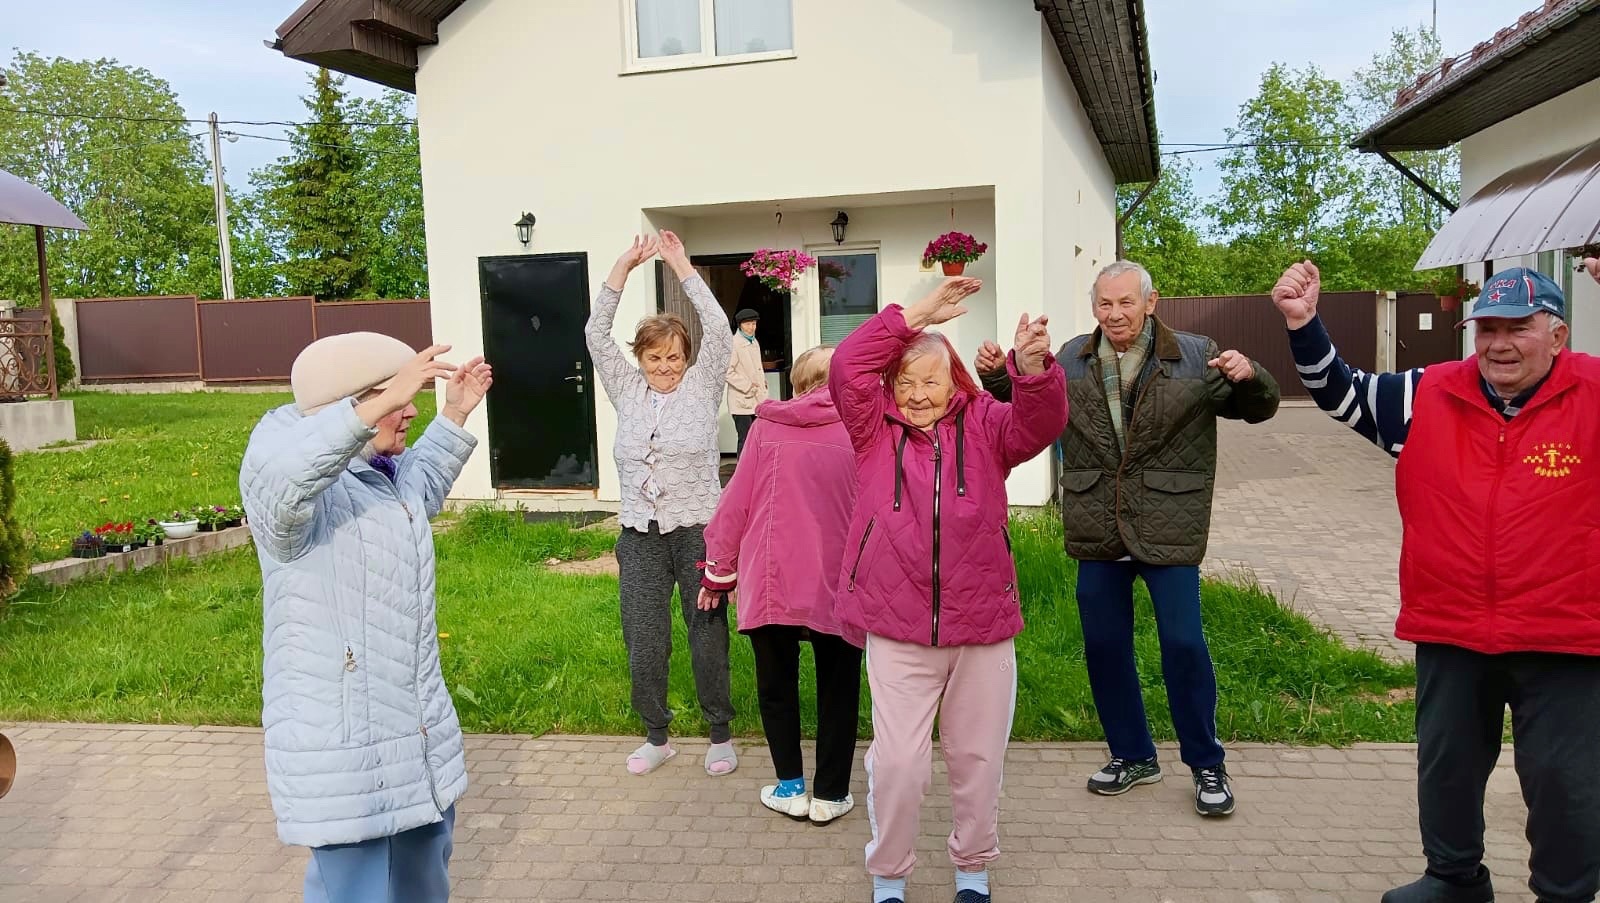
left=980, top=260, right=1278, bottom=819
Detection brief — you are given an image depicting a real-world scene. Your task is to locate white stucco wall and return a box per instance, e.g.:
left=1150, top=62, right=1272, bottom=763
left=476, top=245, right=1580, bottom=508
left=1460, top=78, right=1600, bottom=355
left=413, top=0, right=1122, bottom=504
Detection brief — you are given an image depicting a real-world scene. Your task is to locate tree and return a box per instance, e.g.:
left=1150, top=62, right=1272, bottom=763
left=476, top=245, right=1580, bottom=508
left=1116, top=158, right=1228, bottom=296
left=255, top=69, right=371, bottom=300
left=1207, top=63, right=1372, bottom=292
left=349, top=91, right=426, bottom=298
left=1349, top=25, right=1461, bottom=292
left=0, top=52, right=219, bottom=303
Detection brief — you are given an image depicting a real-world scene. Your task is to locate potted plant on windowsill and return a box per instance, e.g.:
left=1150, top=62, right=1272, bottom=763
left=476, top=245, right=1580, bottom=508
left=740, top=248, right=818, bottom=293
left=922, top=231, right=988, bottom=276
left=70, top=531, right=106, bottom=559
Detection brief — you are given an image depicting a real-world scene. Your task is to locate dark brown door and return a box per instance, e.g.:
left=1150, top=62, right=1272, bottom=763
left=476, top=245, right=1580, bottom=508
left=478, top=253, right=598, bottom=489
left=1395, top=292, right=1463, bottom=372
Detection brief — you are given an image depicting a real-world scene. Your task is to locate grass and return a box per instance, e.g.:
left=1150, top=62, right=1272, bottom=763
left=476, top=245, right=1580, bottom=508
left=0, top=507, right=1417, bottom=744
left=13, top=390, right=436, bottom=563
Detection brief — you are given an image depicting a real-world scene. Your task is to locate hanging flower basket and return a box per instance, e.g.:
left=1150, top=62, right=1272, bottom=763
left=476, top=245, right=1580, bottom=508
left=740, top=248, right=817, bottom=293
left=922, top=231, right=988, bottom=276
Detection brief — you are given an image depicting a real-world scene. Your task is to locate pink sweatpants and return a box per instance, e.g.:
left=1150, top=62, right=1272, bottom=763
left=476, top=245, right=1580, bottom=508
left=863, top=633, right=1017, bottom=878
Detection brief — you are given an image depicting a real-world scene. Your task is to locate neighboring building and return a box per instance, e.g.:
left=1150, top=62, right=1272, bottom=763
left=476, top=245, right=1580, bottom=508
left=271, top=0, right=1160, bottom=507
left=1354, top=0, right=1600, bottom=355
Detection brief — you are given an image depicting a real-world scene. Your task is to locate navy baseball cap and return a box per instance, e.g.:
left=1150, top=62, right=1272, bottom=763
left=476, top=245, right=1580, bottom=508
left=1461, top=267, right=1565, bottom=325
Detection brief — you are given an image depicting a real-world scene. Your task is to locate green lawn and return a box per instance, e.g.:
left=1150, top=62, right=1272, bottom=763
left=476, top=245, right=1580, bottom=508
left=13, top=390, right=436, bottom=563
left=0, top=508, right=1417, bottom=744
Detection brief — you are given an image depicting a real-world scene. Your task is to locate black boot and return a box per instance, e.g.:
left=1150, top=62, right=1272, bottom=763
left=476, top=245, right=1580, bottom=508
left=1381, top=870, right=1494, bottom=903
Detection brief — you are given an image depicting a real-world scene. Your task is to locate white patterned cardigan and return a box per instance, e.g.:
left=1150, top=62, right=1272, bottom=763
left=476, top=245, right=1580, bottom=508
left=585, top=274, right=733, bottom=533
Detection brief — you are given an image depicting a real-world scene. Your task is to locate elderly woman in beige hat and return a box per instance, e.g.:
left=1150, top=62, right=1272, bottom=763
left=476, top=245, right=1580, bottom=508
left=240, top=332, right=491, bottom=903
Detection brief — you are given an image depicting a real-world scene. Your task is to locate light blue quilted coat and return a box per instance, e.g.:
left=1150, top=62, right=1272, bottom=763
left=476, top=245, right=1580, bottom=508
left=240, top=399, right=475, bottom=848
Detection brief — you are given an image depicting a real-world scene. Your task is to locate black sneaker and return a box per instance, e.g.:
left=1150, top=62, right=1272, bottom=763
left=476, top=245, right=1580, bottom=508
left=1192, top=765, right=1235, bottom=817
left=1380, top=872, right=1494, bottom=902
left=955, top=891, right=992, bottom=903
left=1086, top=756, right=1162, bottom=795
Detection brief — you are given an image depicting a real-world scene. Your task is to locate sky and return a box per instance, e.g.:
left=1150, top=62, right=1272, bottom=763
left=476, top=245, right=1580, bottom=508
left=4, top=0, right=1544, bottom=195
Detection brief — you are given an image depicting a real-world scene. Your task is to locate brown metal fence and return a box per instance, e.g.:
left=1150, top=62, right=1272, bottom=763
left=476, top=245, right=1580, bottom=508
left=73, top=296, right=433, bottom=384
left=1156, top=291, right=1379, bottom=399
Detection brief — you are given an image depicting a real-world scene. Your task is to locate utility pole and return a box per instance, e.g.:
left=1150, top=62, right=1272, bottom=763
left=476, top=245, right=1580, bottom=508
left=207, top=113, right=236, bottom=300
left=1432, top=0, right=1438, bottom=36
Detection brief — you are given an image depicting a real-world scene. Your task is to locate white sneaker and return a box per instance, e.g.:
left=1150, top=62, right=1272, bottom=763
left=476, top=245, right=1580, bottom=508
left=808, top=793, right=854, bottom=825
left=759, top=785, right=810, bottom=819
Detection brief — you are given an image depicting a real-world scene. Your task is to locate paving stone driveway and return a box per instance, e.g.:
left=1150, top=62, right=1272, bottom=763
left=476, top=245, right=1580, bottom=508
left=0, top=723, right=1539, bottom=902
left=1207, top=404, right=1409, bottom=661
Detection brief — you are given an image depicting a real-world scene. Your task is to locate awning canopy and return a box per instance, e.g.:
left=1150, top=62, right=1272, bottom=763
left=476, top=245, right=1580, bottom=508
left=0, top=168, right=87, bottom=230
left=1415, top=136, right=1600, bottom=269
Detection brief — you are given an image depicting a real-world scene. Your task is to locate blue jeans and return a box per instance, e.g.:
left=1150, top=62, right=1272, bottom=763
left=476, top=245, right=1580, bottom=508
left=304, top=806, right=455, bottom=903
left=1075, top=560, right=1224, bottom=769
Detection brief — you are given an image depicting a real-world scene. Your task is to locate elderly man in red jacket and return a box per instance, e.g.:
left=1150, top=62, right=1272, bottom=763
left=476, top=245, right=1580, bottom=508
left=1272, top=262, right=1600, bottom=903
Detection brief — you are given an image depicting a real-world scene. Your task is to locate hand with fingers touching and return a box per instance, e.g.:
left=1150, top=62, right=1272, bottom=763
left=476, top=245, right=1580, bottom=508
left=1271, top=260, right=1321, bottom=329
left=903, top=276, right=982, bottom=331
left=975, top=340, right=1005, bottom=376
left=605, top=234, right=662, bottom=292
left=442, top=356, right=494, bottom=426
left=358, top=344, right=457, bottom=427
left=696, top=586, right=733, bottom=611
left=658, top=230, right=696, bottom=281
left=1012, top=312, right=1052, bottom=375
left=1207, top=349, right=1256, bottom=383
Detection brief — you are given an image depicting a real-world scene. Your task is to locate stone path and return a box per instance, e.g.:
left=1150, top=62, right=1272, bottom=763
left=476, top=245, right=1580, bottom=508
left=0, top=723, right=1539, bottom=902
left=1207, top=404, right=1408, bottom=660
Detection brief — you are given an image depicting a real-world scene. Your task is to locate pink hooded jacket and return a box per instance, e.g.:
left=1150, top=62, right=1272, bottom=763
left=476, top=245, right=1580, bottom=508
left=828, top=305, right=1068, bottom=648
left=701, top=389, right=859, bottom=642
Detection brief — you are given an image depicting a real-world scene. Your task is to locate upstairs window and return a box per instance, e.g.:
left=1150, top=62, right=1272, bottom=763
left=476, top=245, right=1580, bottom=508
left=628, top=0, right=794, bottom=71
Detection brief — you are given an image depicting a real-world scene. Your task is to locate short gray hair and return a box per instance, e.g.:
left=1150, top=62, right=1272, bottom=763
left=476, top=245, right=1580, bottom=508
left=1090, top=260, right=1154, bottom=305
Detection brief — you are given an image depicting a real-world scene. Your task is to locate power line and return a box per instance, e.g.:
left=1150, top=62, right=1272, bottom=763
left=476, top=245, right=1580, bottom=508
left=223, top=130, right=418, bottom=158
left=0, top=104, right=414, bottom=129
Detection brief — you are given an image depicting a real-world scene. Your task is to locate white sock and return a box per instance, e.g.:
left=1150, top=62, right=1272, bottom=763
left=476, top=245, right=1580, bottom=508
left=956, top=868, right=990, bottom=895
left=872, top=875, right=907, bottom=902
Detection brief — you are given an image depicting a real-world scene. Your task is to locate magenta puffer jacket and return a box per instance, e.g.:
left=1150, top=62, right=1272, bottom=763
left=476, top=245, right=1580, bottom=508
left=828, top=305, right=1068, bottom=647
left=701, top=390, right=859, bottom=642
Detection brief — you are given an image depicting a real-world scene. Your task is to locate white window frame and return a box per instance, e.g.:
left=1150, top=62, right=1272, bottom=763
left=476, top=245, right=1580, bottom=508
left=802, top=244, right=882, bottom=350
left=621, top=0, right=797, bottom=75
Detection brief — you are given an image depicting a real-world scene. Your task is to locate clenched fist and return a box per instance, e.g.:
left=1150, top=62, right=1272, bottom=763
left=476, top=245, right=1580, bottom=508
left=1271, top=260, right=1321, bottom=330
left=1207, top=349, right=1255, bottom=383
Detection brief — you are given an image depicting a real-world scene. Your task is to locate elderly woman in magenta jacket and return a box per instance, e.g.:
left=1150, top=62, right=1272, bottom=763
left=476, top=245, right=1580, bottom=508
left=699, top=345, right=862, bottom=827
left=830, top=277, right=1067, bottom=903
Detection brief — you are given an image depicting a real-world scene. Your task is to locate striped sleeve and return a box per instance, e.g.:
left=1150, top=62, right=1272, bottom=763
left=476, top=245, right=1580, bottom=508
left=1287, top=316, right=1422, bottom=459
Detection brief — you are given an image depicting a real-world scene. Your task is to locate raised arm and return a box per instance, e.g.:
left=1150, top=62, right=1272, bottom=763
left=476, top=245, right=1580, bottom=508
left=658, top=231, right=732, bottom=389
left=585, top=236, right=659, bottom=403
left=1273, top=261, right=1420, bottom=456
left=986, top=313, right=1069, bottom=468
left=395, top=355, right=490, bottom=518
left=1205, top=345, right=1280, bottom=423
left=830, top=277, right=984, bottom=450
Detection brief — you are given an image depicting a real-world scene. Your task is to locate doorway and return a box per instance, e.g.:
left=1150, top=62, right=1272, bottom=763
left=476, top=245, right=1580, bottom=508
left=1395, top=291, right=1463, bottom=371
left=656, top=255, right=793, bottom=399
left=478, top=253, right=599, bottom=489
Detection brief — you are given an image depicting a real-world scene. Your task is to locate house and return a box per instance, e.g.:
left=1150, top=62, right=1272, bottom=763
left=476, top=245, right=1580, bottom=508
left=1354, top=0, right=1600, bottom=356
left=271, top=0, right=1160, bottom=508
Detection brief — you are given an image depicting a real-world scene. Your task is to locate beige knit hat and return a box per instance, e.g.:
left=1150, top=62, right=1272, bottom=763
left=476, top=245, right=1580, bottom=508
left=291, top=331, right=417, bottom=415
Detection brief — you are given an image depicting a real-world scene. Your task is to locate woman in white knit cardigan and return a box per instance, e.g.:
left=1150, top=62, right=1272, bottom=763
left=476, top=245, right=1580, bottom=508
left=584, top=232, right=739, bottom=777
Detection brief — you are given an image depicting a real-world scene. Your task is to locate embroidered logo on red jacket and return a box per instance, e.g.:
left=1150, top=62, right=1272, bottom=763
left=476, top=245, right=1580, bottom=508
left=1524, top=442, right=1581, bottom=478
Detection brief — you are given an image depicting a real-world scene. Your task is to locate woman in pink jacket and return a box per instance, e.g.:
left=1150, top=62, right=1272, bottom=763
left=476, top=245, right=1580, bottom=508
left=830, top=277, right=1067, bottom=903
left=699, top=345, right=863, bottom=827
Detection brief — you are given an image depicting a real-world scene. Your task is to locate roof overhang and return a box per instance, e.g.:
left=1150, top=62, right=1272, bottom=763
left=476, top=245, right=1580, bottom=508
left=272, top=1, right=1160, bottom=185
left=1035, top=0, right=1160, bottom=183
left=1414, top=136, right=1600, bottom=269
left=1354, top=0, right=1600, bottom=153
left=271, top=0, right=467, bottom=93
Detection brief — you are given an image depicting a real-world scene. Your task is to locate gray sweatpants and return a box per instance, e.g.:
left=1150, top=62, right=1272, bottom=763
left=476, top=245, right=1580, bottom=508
left=616, top=522, right=734, bottom=745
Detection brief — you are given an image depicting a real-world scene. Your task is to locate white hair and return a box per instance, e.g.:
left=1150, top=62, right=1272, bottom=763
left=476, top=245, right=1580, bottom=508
left=1090, top=259, right=1155, bottom=305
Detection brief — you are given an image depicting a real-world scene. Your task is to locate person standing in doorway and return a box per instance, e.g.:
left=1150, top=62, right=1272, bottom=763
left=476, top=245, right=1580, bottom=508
left=700, top=345, right=863, bottom=827
left=726, top=308, right=769, bottom=457
left=833, top=277, right=1068, bottom=903
left=978, top=259, right=1279, bottom=819
left=586, top=232, right=739, bottom=778
left=1272, top=261, right=1600, bottom=903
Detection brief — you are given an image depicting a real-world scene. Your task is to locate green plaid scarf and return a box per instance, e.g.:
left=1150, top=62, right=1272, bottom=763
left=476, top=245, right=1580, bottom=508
left=1097, top=317, right=1154, bottom=451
